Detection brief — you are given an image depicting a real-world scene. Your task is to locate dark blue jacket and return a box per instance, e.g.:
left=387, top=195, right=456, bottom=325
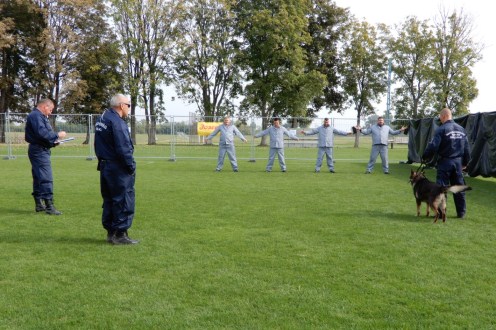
left=423, top=119, right=470, bottom=166
left=94, top=109, right=135, bottom=173
left=25, top=108, right=58, bottom=148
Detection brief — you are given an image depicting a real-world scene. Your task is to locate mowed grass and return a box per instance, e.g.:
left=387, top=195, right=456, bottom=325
left=1, top=145, right=496, bottom=329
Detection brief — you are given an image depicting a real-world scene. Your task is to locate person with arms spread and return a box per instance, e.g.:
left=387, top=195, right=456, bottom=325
left=254, top=117, right=299, bottom=172
left=301, top=118, right=352, bottom=173
left=205, top=116, right=247, bottom=172
left=355, top=117, right=406, bottom=174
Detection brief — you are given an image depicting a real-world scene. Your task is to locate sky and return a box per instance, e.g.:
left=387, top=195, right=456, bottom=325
left=163, top=0, right=495, bottom=118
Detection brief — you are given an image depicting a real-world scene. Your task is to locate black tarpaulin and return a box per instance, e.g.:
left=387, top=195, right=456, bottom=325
left=405, top=111, right=496, bottom=178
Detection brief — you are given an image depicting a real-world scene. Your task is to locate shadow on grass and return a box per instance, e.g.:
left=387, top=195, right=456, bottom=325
left=358, top=210, right=437, bottom=224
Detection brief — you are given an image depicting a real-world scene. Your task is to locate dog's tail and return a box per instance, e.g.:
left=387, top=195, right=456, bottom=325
left=445, top=185, right=472, bottom=194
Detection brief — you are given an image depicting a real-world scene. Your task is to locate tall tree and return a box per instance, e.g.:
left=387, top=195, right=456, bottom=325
left=233, top=0, right=326, bottom=143
left=0, top=0, right=44, bottom=142
left=304, top=0, right=350, bottom=115
left=31, top=0, right=99, bottom=122
left=111, top=0, right=181, bottom=145
left=383, top=17, right=437, bottom=119
left=341, top=19, right=387, bottom=147
left=432, top=7, right=482, bottom=116
left=174, top=0, right=240, bottom=120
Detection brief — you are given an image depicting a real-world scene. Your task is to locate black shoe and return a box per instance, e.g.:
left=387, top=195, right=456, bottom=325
left=112, top=232, right=139, bottom=245
left=282, top=170, right=286, bottom=172
left=215, top=169, right=221, bottom=172
left=457, top=213, right=465, bottom=219
left=384, top=172, right=390, bottom=175
left=365, top=171, right=371, bottom=174
left=329, top=170, right=335, bottom=173
left=233, top=169, right=238, bottom=172
left=315, top=170, right=320, bottom=173
left=44, top=199, right=62, bottom=215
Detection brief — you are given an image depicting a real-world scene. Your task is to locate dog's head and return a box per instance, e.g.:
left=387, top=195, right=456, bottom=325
left=409, top=169, right=426, bottom=185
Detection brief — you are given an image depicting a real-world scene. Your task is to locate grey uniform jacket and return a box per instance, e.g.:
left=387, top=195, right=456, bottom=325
left=303, top=126, right=348, bottom=147
left=206, top=124, right=246, bottom=145
left=361, top=125, right=401, bottom=145
left=255, top=126, right=298, bottom=148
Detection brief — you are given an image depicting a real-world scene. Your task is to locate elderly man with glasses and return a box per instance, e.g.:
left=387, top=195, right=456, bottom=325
left=95, top=94, right=139, bottom=245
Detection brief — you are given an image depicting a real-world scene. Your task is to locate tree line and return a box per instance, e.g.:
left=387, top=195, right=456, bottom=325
left=0, top=0, right=482, bottom=145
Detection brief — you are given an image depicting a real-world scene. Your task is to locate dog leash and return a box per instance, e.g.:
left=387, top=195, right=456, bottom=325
left=415, top=161, right=426, bottom=173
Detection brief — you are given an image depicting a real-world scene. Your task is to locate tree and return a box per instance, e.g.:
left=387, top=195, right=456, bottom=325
left=432, top=7, right=482, bottom=116
left=31, top=0, right=101, bottom=124
left=174, top=0, right=240, bottom=121
left=233, top=0, right=326, bottom=144
left=341, top=19, right=387, bottom=147
left=383, top=17, right=438, bottom=119
left=111, top=0, right=181, bottom=144
left=304, top=0, right=351, bottom=116
left=0, top=0, right=45, bottom=142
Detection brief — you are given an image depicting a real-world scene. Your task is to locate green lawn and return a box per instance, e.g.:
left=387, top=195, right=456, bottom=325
left=1, top=146, right=495, bottom=329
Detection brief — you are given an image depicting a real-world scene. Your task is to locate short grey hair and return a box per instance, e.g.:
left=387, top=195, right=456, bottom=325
left=110, top=94, right=128, bottom=107
left=37, top=98, right=54, bottom=107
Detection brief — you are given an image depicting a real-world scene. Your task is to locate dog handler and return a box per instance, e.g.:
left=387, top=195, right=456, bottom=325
left=422, top=108, right=471, bottom=218
left=25, top=98, right=66, bottom=215
left=95, top=94, right=139, bottom=244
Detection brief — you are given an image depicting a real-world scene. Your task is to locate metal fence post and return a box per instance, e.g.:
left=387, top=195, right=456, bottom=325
left=87, top=114, right=96, bottom=160
left=4, top=112, right=16, bottom=160
left=169, top=116, right=176, bottom=162
left=249, top=118, right=256, bottom=162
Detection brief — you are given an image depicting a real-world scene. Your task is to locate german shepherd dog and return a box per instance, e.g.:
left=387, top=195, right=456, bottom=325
left=409, top=169, right=472, bottom=223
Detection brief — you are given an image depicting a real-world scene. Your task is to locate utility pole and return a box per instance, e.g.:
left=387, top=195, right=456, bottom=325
left=386, top=57, right=392, bottom=125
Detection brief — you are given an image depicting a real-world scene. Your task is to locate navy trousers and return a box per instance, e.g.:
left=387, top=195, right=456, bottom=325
left=99, top=161, right=135, bottom=233
left=28, top=144, right=53, bottom=199
left=436, top=158, right=466, bottom=216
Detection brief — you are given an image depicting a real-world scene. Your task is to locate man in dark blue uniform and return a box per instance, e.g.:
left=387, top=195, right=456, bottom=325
left=423, top=108, right=471, bottom=219
left=95, top=94, right=138, bottom=244
left=25, top=99, right=67, bottom=215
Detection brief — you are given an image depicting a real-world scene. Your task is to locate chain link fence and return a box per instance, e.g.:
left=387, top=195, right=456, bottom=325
left=0, top=112, right=410, bottom=161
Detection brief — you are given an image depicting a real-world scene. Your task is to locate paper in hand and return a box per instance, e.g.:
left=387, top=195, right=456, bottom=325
left=58, top=137, right=75, bottom=144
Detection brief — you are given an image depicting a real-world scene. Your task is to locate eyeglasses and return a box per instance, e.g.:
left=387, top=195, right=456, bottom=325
left=121, top=103, right=131, bottom=107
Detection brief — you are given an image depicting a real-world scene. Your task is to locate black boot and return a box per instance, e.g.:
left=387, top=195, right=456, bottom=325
left=106, top=230, right=115, bottom=243
left=34, top=197, right=46, bottom=212
left=44, top=199, right=62, bottom=215
left=111, top=231, right=139, bottom=245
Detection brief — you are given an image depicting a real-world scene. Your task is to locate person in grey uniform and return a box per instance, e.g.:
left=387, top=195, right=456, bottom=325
left=301, top=118, right=352, bottom=173
left=205, top=117, right=247, bottom=172
left=356, top=117, right=406, bottom=174
left=254, top=117, right=298, bottom=172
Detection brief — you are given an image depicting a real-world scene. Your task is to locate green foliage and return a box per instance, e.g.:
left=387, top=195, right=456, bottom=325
left=305, top=0, right=351, bottom=115
left=174, top=0, right=240, bottom=118
left=384, top=17, right=438, bottom=119
left=342, top=19, right=387, bottom=122
left=2, top=152, right=496, bottom=328
left=432, top=8, right=482, bottom=116
left=234, top=0, right=326, bottom=125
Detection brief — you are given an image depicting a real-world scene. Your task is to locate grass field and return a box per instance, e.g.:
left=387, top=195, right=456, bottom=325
left=1, top=144, right=496, bottom=329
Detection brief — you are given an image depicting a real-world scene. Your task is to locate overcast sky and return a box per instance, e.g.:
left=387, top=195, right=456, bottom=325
left=163, top=0, right=495, bottom=118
